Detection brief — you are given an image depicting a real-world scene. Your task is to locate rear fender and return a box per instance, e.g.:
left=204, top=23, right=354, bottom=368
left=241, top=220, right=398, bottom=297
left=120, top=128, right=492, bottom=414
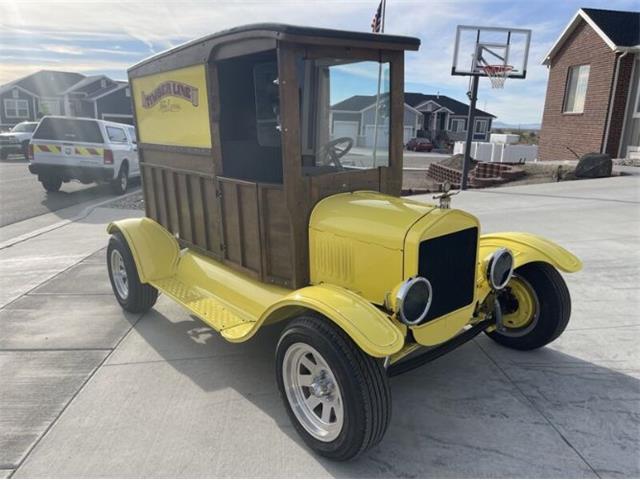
left=107, top=217, right=179, bottom=283
left=260, top=284, right=405, bottom=358
left=479, top=232, right=582, bottom=273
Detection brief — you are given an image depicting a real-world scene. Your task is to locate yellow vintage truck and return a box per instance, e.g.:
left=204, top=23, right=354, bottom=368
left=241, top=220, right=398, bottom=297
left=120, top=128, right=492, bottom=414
left=106, top=24, right=581, bottom=460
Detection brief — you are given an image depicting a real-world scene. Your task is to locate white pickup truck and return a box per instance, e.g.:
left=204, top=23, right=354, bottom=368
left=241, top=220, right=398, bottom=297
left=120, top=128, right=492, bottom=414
left=0, top=121, right=38, bottom=159
left=28, top=116, right=140, bottom=194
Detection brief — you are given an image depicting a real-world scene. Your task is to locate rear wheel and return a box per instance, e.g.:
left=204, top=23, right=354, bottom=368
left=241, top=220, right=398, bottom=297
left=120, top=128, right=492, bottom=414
left=111, top=163, right=128, bottom=195
left=107, top=233, right=158, bottom=313
left=486, top=262, right=571, bottom=350
left=276, top=315, right=390, bottom=461
left=41, top=176, right=62, bottom=193
left=21, top=141, right=29, bottom=159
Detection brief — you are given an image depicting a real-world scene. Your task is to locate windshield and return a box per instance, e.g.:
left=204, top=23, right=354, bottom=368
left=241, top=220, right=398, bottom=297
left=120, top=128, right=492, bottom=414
left=299, top=58, right=390, bottom=175
left=32, top=117, right=103, bottom=143
left=12, top=123, right=37, bottom=133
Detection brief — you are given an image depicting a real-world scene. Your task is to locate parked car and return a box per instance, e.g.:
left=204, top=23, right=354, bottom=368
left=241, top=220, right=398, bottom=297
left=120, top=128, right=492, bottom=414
left=0, top=121, right=38, bottom=160
left=28, top=116, right=139, bottom=194
left=406, top=137, right=433, bottom=152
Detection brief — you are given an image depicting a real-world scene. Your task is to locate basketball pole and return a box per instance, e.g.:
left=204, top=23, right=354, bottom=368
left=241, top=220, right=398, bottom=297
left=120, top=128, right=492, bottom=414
left=461, top=74, right=479, bottom=190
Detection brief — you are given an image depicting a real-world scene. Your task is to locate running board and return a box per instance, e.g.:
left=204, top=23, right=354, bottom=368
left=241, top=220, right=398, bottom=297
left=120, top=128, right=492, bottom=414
left=387, top=318, right=493, bottom=377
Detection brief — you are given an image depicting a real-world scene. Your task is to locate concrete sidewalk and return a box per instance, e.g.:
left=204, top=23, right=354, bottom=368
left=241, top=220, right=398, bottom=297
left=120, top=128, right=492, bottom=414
left=1, top=176, right=638, bottom=478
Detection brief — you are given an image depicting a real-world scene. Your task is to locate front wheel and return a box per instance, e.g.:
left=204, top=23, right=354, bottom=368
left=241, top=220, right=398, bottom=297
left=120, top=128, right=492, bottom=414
left=107, top=233, right=158, bottom=313
left=276, top=315, right=391, bottom=461
left=486, top=262, right=571, bottom=350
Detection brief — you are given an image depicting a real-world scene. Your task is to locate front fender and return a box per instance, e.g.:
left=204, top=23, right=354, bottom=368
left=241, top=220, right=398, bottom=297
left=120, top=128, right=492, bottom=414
left=107, top=217, right=179, bottom=283
left=260, top=284, right=405, bottom=358
left=479, top=232, right=582, bottom=273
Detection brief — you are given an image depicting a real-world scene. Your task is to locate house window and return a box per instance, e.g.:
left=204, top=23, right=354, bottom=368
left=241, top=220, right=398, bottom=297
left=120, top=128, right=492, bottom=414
left=4, top=99, right=29, bottom=118
left=451, top=118, right=465, bottom=132
left=474, top=119, right=488, bottom=134
left=39, top=99, right=61, bottom=115
left=564, top=64, right=590, bottom=114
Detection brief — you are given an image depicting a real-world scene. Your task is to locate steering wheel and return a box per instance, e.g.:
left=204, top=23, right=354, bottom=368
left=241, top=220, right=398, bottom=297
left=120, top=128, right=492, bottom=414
left=322, top=137, right=354, bottom=169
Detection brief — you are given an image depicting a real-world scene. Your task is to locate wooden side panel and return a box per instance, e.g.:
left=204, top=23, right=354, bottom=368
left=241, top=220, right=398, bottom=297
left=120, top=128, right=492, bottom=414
left=309, top=169, right=380, bottom=206
left=259, top=185, right=292, bottom=286
left=238, top=186, right=261, bottom=273
left=176, top=172, right=194, bottom=244
left=218, top=177, right=262, bottom=278
left=164, top=170, right=181, bottom=234
left=141, top=164, right=157, bottom=221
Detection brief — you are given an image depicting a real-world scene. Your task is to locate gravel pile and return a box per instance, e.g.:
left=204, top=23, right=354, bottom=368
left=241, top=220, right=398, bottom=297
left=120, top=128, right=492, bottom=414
left=108, top=191, right=145, bottom=210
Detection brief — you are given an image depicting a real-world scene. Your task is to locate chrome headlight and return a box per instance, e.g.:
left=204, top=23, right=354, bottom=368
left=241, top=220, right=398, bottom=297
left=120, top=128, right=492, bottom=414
left=396, top=277, right=433, bottom=326
left=487, top=248, right=514, bottom=290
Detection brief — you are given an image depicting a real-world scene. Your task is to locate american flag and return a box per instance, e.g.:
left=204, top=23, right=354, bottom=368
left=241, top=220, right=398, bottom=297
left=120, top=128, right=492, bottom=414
left=371, top=0, right=383, bottom=33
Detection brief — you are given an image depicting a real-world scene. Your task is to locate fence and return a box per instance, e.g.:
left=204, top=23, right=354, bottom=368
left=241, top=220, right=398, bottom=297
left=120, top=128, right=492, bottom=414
left=453, top=141, right=538, bottom=163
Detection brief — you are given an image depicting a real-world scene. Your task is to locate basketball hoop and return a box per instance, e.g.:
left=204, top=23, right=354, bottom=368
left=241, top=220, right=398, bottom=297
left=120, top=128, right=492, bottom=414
left=481, top=65, right=513, bottom=89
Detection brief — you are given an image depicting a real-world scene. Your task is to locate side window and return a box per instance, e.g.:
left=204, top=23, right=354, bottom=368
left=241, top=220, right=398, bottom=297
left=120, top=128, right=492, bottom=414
left=563, top=64, right=590, bottom=113
left=106, top=126, right=127, bottom=143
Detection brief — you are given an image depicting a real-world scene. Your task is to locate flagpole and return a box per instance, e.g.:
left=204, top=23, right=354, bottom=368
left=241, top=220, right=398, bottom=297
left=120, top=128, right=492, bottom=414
left=372, top=0, right=386, bottom=168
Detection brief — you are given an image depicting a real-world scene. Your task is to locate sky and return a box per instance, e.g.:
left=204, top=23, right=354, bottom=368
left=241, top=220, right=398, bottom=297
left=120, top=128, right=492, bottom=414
left=1, top=0, right=638, bottom=125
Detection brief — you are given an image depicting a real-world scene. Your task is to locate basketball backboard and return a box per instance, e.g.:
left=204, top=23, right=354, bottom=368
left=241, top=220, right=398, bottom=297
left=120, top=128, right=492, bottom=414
left=452, top=25, right=532, bottom=79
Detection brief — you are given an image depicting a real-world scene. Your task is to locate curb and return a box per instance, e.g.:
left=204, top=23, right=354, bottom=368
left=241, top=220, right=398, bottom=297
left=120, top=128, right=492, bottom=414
left=0, top=189, right=141, bottom=251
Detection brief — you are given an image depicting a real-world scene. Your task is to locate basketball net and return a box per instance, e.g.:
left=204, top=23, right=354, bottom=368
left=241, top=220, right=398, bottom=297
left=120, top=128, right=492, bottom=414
left=481, top=65, right=513, bottom=89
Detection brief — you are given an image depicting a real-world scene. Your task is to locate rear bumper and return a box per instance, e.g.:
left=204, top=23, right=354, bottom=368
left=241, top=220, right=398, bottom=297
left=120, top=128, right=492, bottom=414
left=29, top=163, right=114, bottom=182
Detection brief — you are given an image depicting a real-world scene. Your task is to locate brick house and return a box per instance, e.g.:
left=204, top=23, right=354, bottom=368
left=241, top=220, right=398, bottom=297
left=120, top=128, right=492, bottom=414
left=539, top=8, right=640, bottom=160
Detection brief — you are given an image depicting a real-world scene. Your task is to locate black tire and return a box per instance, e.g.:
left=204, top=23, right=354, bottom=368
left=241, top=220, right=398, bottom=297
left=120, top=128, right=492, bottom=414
left=275, top=314, right=390, bottom=461
left=41, top=176, right=62, bottom=193
left=106, top=232, right=158, bottom=313
left=21, top=141, right=29, bottom=159
left=111, top=163, right=129, bottom=195
left=486, top=262, right=571, bottom=350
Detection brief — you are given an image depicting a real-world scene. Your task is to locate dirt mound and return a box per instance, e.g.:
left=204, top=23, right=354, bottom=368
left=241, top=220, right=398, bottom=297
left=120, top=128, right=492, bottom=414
left=437, top=153, right=478, bottom=170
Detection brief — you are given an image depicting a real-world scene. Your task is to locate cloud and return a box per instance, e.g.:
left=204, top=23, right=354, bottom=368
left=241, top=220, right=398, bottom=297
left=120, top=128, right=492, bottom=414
left=1, top=0, right=638, bottom=123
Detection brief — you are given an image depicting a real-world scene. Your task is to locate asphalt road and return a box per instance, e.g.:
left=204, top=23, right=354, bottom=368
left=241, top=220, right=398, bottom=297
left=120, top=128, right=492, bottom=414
left=0, top=156, right=135, bottom=227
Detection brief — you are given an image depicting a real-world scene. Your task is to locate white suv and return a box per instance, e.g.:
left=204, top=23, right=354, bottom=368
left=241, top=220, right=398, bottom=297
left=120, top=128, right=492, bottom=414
left=28, top=116, right=140, bottom=194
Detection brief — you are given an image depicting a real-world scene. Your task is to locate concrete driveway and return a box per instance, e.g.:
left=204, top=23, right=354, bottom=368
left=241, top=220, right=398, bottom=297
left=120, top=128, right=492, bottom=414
left=1, top=175, right=638, bottom=478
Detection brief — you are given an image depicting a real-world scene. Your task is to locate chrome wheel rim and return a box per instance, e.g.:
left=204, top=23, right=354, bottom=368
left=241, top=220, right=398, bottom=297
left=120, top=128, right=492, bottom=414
left=110, top=249, right=129, bottom=299
left=282, top=343, right=344, bottom=442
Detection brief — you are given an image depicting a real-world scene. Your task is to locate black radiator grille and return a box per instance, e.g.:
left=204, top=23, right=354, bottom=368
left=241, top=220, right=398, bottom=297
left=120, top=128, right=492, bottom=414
left=418, top=227, right=478, bottom=323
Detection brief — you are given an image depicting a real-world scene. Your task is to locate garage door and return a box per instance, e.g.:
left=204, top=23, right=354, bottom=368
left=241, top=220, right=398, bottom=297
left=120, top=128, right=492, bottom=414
left=333, top=121, right=359, bottom=144
left=403, top=126, right=414, bottom=144
left=364, top=125, right=390, bottom=148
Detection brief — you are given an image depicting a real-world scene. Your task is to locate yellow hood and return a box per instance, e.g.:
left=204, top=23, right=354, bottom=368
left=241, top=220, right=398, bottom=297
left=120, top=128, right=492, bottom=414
left=309, top=191, right=436, bottom=251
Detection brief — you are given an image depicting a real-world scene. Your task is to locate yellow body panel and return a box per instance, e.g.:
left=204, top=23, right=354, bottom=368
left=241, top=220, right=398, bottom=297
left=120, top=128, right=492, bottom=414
left=131, top=64, right=212, bottom=148
left=109, top=203, right=582, bottom=356
left=479, top=232, right=582, bottom=273
left=310, top=191, right=434, bottom=305
left=108, top=218, right=404, bottom=357
left=107, top=218, right=179, bottom=282
left=473, top=231, right=583, bottom=303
